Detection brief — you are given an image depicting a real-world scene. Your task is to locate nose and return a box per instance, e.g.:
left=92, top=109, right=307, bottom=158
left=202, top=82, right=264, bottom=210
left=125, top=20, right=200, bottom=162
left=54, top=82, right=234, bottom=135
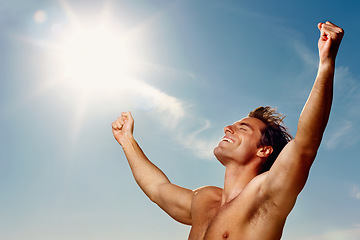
left=224, top=125, right=234, bottom=134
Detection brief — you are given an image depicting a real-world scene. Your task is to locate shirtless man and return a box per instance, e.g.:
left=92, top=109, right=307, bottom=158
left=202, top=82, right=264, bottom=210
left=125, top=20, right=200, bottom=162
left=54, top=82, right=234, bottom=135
left=112, top=21, right=344, bottom=239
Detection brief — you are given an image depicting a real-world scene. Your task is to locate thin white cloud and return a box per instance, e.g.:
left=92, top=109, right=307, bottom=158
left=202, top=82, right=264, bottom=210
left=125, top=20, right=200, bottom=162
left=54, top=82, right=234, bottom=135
left=281, top=33, right=320, bottom=104
left=176, top=119, right=219, bottom=159
left=124, top=78, right=217, bottom=160
left=351, top=185, right=360, bottom=200
left=334, top=66, right=360, bottom=117
left=292, top=40, right=318, bottom=69
left=324, top=120, right=353, bottom=150
left=322, top=67, right=360, bottom=150
left=128, top=79, right=186, bottom=129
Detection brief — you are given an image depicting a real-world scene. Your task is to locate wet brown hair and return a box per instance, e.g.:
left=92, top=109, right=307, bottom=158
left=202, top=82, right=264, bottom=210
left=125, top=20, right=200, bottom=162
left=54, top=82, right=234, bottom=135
left=248, top=106, right=293, bottom=173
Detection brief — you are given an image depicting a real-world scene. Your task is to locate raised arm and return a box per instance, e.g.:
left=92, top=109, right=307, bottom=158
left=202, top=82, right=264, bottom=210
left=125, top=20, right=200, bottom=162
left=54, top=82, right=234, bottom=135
left=263, top=22, right=344, bottom=214
left=112, top=112, right=193, bottom=225
left=296, top=21, right=344, bottom=152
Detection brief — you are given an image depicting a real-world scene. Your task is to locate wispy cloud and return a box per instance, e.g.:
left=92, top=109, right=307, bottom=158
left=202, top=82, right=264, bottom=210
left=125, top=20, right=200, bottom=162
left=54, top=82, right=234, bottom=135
left=334, top=66, right=360, bottom=117
left=124, top=78, right=217, bottom=160
left=175, top=119, right=219, bottom=159
left=324, top=120, right=353, bottom=150
left=128, top=79, right=186, bottom=129
left=292, top=39, right=318, bottom=69
left=351, top=185, right=360, bottom=200
left=322, top=66, right=360, bottom=150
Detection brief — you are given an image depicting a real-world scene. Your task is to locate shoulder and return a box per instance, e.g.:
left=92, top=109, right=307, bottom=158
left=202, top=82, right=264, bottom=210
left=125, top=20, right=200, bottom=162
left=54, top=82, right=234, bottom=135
left=191, top=186, right=223, bottom=220
left=192, top=186, right=222, bottom=207
left=193, top=186, right=222, bottom=196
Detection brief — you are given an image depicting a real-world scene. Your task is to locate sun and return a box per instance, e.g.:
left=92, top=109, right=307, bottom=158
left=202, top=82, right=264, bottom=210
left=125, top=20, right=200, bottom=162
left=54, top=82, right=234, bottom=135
left=25, top=1, right=153, bottom=141
left=46, top=2, right=148, bottom=95
left=60, top=24, right=125, bottom=90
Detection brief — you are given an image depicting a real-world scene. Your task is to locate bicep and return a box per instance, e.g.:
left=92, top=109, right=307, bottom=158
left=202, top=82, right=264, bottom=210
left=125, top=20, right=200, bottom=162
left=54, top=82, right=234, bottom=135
left=152, top=183, right=193, bottom=225
left=263, top=139, right=317, bottom=214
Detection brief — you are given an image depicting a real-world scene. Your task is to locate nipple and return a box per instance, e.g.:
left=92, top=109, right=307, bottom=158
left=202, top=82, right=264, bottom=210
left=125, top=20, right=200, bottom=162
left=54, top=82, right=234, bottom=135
left=223, top=232, right=229, bottom=239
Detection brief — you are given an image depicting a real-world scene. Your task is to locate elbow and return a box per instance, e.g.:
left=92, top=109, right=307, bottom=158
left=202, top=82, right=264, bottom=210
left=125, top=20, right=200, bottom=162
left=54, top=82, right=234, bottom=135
left=146, top=182, right=168, bottom=204
left=146, top=186, right=160, bottom=204
left=148, top=192, right=157, bottom=203
left=293, top=138, right=319, bottom=159
left=294, top=128, right=324, bottom=155
left=135, top=182, right=160, bottom=204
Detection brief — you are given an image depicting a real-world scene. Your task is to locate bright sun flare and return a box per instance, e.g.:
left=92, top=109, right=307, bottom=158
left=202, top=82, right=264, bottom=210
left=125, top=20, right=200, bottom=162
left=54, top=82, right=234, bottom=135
left=26, top=2, right=152, bottom=140
left=50, top=4, right=146, bottom=94
left=26, top=2, right=178, bottom=142
left=61, top=25, right=125, bottom=86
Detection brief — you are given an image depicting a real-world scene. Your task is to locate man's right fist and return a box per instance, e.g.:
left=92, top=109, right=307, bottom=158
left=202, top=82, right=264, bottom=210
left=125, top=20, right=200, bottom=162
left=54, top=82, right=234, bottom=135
left=112, top=111, right=134, bottom=145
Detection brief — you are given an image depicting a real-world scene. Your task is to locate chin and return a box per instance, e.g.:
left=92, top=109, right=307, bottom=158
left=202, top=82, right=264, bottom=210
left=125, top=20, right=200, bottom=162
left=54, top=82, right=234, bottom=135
left=213, top=147, right=227, bottom=166
left=213, top=146, right=220, bottom=158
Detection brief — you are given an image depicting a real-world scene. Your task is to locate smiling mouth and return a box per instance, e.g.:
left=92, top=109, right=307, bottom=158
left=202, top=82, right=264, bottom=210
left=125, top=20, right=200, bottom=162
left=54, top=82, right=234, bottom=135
left=221, top=137, right=234, bottom=143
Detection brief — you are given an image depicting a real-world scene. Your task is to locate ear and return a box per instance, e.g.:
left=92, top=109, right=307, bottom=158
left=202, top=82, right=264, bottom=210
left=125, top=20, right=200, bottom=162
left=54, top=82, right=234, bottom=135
left=257, top=146, right=273, bottom=158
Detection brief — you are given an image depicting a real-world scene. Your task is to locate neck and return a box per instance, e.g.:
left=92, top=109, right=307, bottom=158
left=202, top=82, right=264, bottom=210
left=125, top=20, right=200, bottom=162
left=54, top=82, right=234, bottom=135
left=221, top=160, right=261, bottom=206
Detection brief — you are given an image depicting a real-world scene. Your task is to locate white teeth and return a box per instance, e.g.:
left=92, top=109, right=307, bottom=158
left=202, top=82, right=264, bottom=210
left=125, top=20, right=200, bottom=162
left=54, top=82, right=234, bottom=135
left=222, top=137, right=234, bottom=143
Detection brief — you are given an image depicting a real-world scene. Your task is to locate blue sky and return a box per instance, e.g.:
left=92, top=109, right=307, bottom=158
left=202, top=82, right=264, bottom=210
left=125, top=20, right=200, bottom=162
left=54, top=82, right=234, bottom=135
left=0, top=0, right=359, bottom=239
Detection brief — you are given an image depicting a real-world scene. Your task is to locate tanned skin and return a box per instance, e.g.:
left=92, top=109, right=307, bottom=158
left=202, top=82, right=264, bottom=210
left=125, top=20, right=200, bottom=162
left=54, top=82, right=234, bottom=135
left=112, top=22, right=344, bottom=239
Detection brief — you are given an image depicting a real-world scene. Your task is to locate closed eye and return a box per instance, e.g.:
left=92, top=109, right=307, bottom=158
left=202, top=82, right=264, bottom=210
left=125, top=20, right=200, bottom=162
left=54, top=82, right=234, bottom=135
left=237, top=122, right=253, bottom=132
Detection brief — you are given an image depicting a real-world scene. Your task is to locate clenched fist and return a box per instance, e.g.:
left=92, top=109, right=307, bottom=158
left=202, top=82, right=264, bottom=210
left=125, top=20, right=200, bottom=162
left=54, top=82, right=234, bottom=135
left=318, top=21, right=344, bottom=62
left=112, top=111, right=134, bottom=146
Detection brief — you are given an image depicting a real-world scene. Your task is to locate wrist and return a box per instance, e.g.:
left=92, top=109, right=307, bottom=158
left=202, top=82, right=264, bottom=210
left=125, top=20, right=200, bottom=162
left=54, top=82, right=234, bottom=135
left=319, top=58, right=335, bottom=70
left=119, top=133, right=135, bottom=147
left=316, top=59, right=335, bottom=80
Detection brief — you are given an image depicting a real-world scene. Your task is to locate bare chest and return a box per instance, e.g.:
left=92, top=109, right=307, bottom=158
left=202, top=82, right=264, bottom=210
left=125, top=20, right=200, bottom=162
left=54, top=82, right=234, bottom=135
left=188, top=187, right=284, bottom=240
left=189, top=199, right=248, bottom=240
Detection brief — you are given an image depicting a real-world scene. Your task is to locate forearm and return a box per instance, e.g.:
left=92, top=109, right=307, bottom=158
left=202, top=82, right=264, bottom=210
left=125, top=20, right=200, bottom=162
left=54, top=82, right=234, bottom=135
left=296, top=60, right=335, bottom=151
left=121, top=136, right=171, bottom=201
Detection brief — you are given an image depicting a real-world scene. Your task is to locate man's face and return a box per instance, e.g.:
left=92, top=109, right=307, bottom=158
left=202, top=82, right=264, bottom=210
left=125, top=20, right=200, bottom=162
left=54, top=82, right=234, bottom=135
left=214, top=117, right=266, bottom=165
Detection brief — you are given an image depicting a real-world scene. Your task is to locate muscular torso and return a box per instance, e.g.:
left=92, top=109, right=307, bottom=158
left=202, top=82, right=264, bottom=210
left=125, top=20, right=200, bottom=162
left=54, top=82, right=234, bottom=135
left=188, top=174, right=287, bottom=240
